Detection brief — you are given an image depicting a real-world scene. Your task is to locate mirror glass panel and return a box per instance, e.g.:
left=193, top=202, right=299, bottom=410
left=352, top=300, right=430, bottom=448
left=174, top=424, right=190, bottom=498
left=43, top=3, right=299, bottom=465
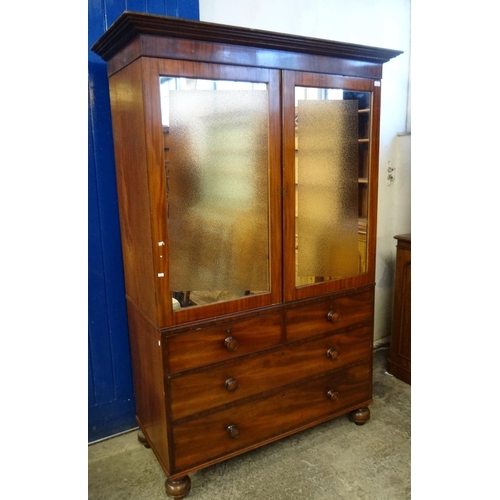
left=294, top=87, right=371, bottom=286
left=159, top=77, right=270, bottom=311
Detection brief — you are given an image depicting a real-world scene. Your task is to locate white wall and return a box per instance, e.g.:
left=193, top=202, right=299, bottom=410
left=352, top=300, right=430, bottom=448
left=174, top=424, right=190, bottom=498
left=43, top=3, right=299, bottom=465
left=200, top=0, right=411, bottom=344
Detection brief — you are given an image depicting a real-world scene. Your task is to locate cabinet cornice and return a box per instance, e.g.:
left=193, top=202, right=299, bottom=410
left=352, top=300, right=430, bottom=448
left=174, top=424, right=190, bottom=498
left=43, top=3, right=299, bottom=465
left=91, top=11, right=403, bottom=64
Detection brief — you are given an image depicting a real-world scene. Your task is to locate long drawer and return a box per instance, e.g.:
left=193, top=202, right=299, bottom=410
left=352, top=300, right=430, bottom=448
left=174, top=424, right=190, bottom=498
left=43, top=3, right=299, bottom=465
left=169, top=325, right=372, bottom=420
left=172, top=361, right=372, bottom=471
left=166, top=312, right=283, bottom=373
left=285, top=288, right=374, bottom=341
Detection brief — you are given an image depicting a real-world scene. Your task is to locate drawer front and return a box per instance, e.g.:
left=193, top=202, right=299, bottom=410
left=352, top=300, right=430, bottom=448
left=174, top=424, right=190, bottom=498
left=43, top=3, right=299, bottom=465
left=167, top=313, right=282, bottom=373
left=285, top=288, right=374, bottom=341
left=285, top=325, right=372, bottom=381
left=172, top=361, right=371, bottom=470
left=169, top=325, right=372, bottom=420
left=169, top=349, right=284, bottom=420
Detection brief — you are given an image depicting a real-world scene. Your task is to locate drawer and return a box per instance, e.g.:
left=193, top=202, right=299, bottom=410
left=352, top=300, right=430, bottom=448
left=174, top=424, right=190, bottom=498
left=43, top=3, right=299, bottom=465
left=169, top=325, right=372, bottom=420
left=169, top=349, right=284, bottom=420
left=285, top=288, right=374, bottom=341
left=172, top=361, right=372, bottom=471
left=166, top=313, right=282, bottom=373
left=285, top=324, right=372, bottom=381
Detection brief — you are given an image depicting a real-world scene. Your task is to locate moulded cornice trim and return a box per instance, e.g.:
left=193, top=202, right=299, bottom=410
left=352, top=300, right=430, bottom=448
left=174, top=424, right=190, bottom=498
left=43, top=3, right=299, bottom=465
left=91, top=11, right=403, bottom=64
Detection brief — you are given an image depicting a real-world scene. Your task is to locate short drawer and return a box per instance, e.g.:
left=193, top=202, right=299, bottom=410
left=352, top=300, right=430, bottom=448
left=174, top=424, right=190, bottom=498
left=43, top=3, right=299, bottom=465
left=172, top=361, right=372, bottom=471
left=166, top=313, right=282, bottom=373
left=285, top=288, right=374, bottom=341
left=169, top=325, right=372, bottom=420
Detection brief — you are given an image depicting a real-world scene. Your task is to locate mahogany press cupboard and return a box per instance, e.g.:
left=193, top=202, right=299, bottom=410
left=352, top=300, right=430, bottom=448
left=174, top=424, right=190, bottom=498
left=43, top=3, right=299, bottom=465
left=92, top=12, right=402, bottom=498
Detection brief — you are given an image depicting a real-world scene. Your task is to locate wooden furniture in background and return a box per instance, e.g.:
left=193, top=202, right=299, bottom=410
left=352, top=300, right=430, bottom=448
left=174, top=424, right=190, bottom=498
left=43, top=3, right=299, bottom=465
left=92, top=12, right=402, bottom=498
left=387, top=234, right=411, bottom=384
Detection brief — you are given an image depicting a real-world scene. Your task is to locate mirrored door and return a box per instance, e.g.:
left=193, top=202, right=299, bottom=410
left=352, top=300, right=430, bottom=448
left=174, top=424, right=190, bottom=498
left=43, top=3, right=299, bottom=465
left=155, top=62, right=282, bottom=322
left=283, top=71, right=380, bottom=301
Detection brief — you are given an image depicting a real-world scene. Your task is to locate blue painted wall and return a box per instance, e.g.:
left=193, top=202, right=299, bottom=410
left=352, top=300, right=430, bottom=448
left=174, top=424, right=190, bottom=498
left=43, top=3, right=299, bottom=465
left=88, top=0, right=200, bottom=443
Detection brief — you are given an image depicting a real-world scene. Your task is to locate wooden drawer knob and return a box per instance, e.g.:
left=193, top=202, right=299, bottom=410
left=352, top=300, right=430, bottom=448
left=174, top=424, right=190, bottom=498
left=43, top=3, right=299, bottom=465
left=227, top=424, right=240, bottom=439
left=327, top=311, right=340, bottom=323
left=225, top=377, right=239, bottom=392
left=327, top=348, right=340, bottom=360
left=327, top=390, right=339, bottom=402
left=224, top=335, right=239, bottom=352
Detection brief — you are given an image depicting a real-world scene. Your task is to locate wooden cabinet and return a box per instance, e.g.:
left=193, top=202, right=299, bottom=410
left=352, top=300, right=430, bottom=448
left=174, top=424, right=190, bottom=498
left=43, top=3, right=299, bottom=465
left=92, top=12, right=402, bottom=498
left=387, top=234, right=411, bottom=384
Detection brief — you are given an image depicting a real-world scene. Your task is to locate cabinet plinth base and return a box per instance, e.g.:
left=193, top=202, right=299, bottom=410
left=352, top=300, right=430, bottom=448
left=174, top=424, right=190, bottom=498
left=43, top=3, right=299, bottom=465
left=165, top=476, right=191, bottom=499
left=348, top=406, right=371, bottom=425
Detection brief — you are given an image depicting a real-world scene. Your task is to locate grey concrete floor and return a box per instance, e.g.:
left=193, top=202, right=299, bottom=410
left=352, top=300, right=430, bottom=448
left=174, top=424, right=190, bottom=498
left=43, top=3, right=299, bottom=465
left=88, top=347, right=410, bottom=499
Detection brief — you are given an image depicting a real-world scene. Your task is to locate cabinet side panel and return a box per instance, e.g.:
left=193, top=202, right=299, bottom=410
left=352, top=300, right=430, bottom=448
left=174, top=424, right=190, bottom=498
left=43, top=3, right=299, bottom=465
left=398, top=257, right=411, bottom=359
left=108, top=63, right=157, bottom=323
left=387, top=238, right=411, bottom=384
left=127, top=299, right=171, bottom=474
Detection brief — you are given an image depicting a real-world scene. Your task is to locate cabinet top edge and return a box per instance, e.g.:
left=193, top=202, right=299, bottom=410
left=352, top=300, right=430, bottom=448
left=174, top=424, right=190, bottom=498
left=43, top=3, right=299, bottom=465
left=394, top=233, right=411, bottom=242
left=91, top=11, right=403, bottom=64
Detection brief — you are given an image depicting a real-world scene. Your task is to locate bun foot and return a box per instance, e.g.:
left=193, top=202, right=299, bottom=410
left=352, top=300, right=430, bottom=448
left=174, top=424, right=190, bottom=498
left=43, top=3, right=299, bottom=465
left=348, top=406, right=370, bottom=426
left=165, top=475, right=191, bottom=499
left=137, top=430, right=150, bottom=448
